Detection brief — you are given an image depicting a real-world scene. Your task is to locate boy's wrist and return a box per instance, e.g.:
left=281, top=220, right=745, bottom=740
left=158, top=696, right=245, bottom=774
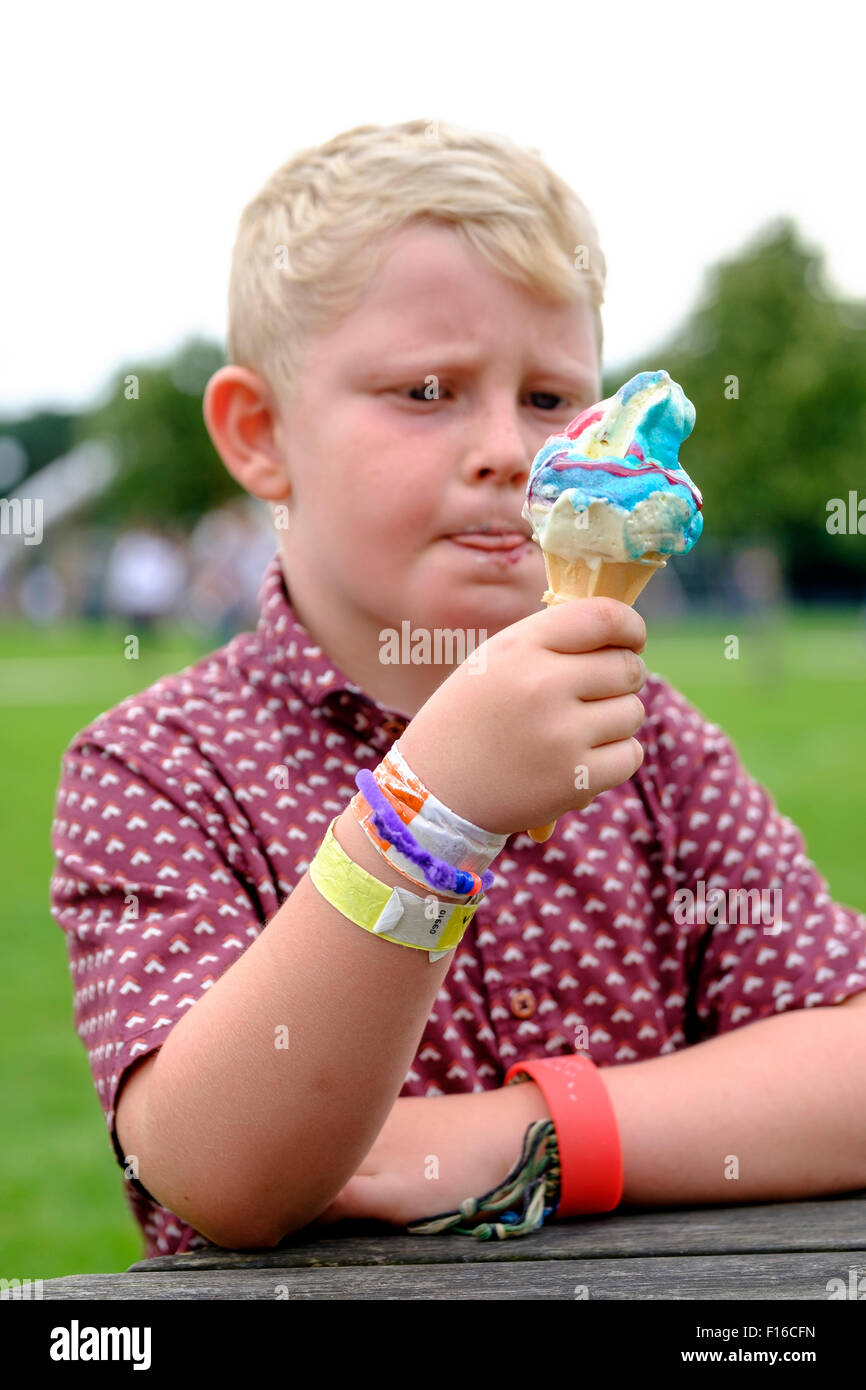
left=498, top=1072, right=553, bottom=1132
left=446, top=1079, right=554, bottom=1208
left=455, top=1076, right=553, bottom=1190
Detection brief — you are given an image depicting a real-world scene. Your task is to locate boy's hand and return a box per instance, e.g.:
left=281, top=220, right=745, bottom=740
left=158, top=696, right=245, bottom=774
left=398, top=597, right=648, bottom=836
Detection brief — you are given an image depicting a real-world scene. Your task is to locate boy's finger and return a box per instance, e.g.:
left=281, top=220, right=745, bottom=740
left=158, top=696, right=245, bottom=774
left=583, top=691, right=646, bottom=748
left=538, top=596, right=647, bottom=656
left=583, top=736, right=645, bottom=796
left=572, top=647, right=648, bottom=701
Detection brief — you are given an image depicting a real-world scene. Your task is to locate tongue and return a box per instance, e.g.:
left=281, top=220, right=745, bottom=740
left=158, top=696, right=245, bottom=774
left=450, top=533, right=527, bottom=550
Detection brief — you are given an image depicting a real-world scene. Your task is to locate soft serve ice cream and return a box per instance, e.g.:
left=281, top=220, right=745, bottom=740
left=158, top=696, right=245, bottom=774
left=523, top=369, right=702, bottom=574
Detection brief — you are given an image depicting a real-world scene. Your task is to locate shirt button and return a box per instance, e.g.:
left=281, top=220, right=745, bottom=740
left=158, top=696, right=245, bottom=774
left=510, top=988, right=536, bottom=1019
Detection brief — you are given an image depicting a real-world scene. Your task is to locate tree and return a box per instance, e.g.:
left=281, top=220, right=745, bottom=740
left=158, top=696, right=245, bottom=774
left=0, top=410, right=77, bottom=488
left=606, top=218, right=866, bottom=588
left=71, top=336, right=242, bottom=527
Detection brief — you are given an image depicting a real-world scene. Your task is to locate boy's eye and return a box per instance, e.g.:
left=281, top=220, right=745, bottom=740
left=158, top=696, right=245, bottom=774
left=405, top=384, right=447, bottom=400
left=402, top=386, right=575, bottom=409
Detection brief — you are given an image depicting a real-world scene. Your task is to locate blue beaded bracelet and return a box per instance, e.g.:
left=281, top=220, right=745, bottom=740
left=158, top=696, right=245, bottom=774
left=354, top=768, right=495, bottom=898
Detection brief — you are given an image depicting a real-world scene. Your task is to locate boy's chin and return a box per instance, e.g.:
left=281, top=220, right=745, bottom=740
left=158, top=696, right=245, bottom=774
left=419, top=584, right=540, bottom=631
left=445, top=559, right=544, bottom=604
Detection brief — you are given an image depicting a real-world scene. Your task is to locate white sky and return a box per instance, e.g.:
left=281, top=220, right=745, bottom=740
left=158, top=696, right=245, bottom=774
left=2, top=0, right=864, bottom=415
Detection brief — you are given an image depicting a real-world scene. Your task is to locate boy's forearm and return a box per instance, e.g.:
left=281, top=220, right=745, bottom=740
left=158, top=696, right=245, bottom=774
left=601, top=998, right=866, bottom=1206
left=397, top=1000, right=866, bottom=1221
left=128, top=805, right=465, bottom=1248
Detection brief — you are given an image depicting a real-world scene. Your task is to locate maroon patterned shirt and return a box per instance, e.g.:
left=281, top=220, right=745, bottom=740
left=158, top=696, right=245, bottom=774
left=49, top=553, right=866, bottom=1258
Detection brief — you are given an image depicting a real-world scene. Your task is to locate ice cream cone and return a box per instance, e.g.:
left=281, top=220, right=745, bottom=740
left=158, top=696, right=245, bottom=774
left=541, top=549, right=666, bottom=607
left=527, top=549, right=666, bottom=844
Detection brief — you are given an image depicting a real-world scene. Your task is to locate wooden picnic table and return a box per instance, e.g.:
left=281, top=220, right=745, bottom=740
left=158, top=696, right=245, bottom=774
left=39, top=1188, right=866, bottom=1299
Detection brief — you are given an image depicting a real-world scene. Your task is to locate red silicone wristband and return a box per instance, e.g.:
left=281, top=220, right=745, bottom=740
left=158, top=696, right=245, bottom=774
left=503, top=1054, right=623, bottom=1218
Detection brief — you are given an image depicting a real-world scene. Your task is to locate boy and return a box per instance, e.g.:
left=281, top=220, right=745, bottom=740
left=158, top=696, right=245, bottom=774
left=50, top=119, right=866, bottom=1259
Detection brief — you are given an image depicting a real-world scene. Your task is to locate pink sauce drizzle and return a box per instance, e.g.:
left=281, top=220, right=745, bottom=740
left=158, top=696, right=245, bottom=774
left=544, top=444, right=703, bottom=510
left=565, top=407, right=605, bottom=437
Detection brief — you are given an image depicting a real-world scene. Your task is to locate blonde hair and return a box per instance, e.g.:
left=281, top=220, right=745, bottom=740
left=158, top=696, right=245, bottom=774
left=226, top=117, right=607, bottom=409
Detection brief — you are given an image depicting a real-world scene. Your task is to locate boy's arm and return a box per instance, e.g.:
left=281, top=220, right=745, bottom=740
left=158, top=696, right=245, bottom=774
left=319, top=989, right=866, bottom=1228
left=601, top=988, right=866, bottom=1205
left=53, top=734, right=471, bottom=1252
left=114, top=803, right=468, bottom=1248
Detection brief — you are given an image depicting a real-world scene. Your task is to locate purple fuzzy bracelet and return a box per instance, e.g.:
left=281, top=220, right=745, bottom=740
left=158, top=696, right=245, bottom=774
left=354, top=769, right=494, bottom=897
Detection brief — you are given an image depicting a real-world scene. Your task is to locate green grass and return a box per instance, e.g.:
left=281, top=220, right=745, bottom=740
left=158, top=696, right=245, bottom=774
left=0, top=619, right=216, bottom=1281
left=1, top=608, right=864, bottom=1280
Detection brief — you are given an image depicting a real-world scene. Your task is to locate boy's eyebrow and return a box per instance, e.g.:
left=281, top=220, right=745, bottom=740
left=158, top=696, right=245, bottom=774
left=372, top=345, right=598, bottom=385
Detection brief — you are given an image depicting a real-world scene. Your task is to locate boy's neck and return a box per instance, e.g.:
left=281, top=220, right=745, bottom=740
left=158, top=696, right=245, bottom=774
left=278, top=551, right=463, bottom=720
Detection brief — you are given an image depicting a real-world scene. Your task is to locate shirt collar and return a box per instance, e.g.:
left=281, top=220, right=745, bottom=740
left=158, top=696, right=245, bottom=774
left=252, top=553, right=411, bottom=749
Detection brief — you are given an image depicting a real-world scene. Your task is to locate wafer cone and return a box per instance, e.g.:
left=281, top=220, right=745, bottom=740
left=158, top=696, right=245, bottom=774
left=540, top=549, right=666, bottom=607
left=527, top=548, right=666, bottom=844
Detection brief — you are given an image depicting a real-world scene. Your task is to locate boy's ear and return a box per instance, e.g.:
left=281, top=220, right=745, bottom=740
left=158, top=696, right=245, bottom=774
left=203, top=366, right=291, bottom=503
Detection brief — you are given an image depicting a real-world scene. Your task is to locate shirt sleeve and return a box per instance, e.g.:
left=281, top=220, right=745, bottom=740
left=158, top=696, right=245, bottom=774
left=49, top=727, right=269, bottom=1198
left=644, top=679, right=866, bottom=1041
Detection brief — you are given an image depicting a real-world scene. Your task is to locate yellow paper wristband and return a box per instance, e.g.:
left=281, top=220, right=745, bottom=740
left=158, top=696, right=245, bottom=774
left=308, top=817, right=483, bottom=961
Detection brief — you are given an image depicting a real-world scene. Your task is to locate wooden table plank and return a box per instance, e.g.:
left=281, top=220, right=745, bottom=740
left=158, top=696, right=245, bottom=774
left=41, top=1250, right=866, bottom=1300
left=127, top=1191, right=866, bottom=1271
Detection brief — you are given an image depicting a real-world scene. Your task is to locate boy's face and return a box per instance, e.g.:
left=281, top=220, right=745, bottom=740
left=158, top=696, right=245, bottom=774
left=274, top=219, right=601, bottom=639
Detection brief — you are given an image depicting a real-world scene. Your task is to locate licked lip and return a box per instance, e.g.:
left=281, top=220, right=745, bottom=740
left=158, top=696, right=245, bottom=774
left=447, top=531, right=530, bottom=550
left=445, top=522, right=533, bottom=550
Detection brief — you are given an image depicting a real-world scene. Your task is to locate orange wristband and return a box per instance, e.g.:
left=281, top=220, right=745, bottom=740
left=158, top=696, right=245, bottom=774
left=503, top=1054, right=623, bottom=1218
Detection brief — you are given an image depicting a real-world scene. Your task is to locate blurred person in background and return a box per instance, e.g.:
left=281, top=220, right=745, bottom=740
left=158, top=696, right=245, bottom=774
left=186, top=498, right=276, bottom=641
left=17, top=560, right=66, bottom=623
left=732, top=543, right=785, bottom=680
left=76, top=525, right=115, bottom=621
left=103, top=521, right=188, bottom=634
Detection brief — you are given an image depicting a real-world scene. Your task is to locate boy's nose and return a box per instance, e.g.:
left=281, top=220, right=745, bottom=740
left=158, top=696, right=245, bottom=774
left=464, top=406, right=530, bottom=483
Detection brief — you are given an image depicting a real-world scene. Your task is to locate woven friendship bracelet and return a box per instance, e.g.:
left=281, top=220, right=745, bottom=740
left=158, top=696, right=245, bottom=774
left=405, top=1119, right=561, bottom=1240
